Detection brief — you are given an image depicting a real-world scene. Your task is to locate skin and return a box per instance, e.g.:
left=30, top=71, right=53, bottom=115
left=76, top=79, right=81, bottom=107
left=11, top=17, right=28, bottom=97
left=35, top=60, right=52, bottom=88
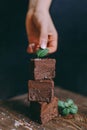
left=26, top=0, right=58, bottom=54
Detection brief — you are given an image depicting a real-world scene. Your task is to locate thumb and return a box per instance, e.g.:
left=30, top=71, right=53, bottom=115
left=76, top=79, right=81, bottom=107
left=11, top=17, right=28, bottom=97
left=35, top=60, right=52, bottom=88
left=39, top=24, right=48, bottom=49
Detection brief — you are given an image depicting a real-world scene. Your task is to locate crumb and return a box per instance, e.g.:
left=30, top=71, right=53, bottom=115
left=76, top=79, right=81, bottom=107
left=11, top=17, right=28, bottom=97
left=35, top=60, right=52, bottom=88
left=14, top=120, right=22, bottom=127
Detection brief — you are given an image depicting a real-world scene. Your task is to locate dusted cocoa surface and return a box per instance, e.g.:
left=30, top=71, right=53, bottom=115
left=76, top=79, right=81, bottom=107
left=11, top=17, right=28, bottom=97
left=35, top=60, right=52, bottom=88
left=30, top=59, right=56, bottom=80
left=28, top=80, right=54, bottom=102
left=29, top=97, right=58, bottom=124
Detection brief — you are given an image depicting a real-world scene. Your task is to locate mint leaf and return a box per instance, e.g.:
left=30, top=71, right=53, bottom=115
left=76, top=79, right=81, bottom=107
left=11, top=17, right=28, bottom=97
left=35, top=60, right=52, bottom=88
left=66, top=99, right=74, bottom=106
left=36, top=48, right=49, bottom=57
left=62, top=108, right=70, bottom=116
left=64, top=102, right=69, bottom=107
left=58, top=99, right=78, bottom=116
left=71, top=104, right=78, bottom=111
left=70, top=107, right=78, bottom=114
left=58, top=101, right=65, bottom=109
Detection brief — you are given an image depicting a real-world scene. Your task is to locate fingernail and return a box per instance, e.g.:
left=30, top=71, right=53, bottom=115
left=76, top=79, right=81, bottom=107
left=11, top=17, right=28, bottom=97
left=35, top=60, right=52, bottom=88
left=29, top=43, right=35, bottom=48
left=40, top=40, right=47, bottom=49
left=27, top=43, right=35, bottom=53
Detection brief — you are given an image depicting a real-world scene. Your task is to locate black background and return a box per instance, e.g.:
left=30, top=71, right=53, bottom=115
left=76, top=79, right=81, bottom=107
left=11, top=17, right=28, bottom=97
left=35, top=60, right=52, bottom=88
left=0, top=0, right=87, bottom=98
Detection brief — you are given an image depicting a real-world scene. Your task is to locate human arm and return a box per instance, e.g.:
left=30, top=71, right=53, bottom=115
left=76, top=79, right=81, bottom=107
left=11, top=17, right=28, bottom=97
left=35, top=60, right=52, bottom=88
left=26, top=0, right=58, bottom=53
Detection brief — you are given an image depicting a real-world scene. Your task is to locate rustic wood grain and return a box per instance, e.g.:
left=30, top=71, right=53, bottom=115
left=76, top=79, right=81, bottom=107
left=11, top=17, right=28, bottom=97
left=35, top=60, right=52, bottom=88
left=0, top=87, right=87, bottom=130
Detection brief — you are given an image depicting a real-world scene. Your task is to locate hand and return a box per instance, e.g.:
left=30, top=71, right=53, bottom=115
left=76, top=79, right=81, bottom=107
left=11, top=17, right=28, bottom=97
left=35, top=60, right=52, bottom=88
left=26, top=5, right=58, bottom=54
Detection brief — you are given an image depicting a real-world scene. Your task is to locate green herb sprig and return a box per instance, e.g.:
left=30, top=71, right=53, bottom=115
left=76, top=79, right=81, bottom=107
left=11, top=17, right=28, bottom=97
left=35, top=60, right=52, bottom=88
left=36, top=48, right=49, bottom=58
left=58, top=99, right=78, bottom=116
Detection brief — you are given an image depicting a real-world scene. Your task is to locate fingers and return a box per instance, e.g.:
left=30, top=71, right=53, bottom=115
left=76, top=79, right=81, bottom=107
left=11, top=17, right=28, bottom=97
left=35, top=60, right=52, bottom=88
left=27, top=24, right=48, bottom=53
left=27, top=33, right=58, bottom=54
left=26, top=11, right=48, bottom=53
left=27, top=43, right=40, bottom=53
left=47, top=33, right=58, bottom=53
left=26, top=11, right=58, bottom=54
left=33, top=12, right=48, bottom=49
left=40, top=25, right=48, bottom=49
left=27, top=43, right=35, bottom=53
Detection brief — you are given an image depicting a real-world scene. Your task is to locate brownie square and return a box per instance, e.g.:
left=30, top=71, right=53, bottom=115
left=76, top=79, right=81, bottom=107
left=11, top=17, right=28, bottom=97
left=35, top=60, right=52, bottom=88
left=29, top=97, right=58, bottom=124
left=30, top=59, right=56, bottom=80
left=28, top=80, right=54, bottom=102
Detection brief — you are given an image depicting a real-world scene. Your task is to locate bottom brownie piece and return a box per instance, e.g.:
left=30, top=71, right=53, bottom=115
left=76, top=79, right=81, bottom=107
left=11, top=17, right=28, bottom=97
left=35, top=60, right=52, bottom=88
left=29, top=97, right=58, bottom=124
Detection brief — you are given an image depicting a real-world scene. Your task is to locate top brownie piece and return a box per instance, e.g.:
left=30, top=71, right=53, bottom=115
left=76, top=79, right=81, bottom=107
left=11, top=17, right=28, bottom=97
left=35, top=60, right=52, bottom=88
left=30, top=58, right=56, bottom=80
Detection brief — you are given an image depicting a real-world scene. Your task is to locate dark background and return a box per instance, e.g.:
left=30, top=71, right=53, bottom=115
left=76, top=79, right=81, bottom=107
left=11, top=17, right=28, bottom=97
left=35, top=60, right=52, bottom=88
left=0, top=0, right=87, bottom=99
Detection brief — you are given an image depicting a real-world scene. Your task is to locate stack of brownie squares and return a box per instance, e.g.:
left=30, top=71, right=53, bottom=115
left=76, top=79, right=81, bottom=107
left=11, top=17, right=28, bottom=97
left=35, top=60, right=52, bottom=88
left=28, top=59, right=58, bottom=124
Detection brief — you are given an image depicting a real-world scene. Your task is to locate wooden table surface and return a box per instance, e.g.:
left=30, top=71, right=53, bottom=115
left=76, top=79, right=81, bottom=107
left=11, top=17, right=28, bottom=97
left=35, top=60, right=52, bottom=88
left=0, top=87, right=87, bottom=130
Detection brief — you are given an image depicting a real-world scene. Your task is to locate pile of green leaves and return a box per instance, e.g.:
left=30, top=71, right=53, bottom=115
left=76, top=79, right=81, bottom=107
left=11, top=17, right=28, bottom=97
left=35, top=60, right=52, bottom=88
left=36, top=48, right=49, bottom=58
left=58, top=99, right=78, bottom=116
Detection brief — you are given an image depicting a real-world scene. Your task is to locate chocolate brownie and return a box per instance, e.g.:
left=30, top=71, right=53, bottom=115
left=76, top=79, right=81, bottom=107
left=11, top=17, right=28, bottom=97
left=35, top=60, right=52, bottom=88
left=30, top=59, right=56, bottom=80
left=28, top=80, right=54, bottom=102
left=29, top=97, right=58, bottom=124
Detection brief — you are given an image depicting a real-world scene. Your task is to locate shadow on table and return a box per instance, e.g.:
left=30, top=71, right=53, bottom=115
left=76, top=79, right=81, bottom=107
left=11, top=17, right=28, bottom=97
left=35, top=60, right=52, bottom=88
left=1, top=100, right=30, bottom=117
left=1, top=100, right=41, bottom=124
